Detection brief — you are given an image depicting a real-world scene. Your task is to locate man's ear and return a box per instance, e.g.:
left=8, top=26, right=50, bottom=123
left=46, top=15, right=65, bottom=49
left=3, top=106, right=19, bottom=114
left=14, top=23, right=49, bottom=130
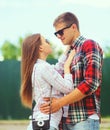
left=72, top=24, right=77, bottom=29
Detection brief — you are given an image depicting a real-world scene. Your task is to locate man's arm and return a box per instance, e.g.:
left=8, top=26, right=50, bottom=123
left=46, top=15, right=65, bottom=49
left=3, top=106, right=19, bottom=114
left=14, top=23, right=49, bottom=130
left=40, top=88, right=86, bottom=113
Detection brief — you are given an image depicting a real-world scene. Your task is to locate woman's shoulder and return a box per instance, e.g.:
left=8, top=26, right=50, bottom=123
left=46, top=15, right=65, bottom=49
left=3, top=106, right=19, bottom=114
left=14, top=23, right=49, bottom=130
left=35, top=60, right=51, bottom=71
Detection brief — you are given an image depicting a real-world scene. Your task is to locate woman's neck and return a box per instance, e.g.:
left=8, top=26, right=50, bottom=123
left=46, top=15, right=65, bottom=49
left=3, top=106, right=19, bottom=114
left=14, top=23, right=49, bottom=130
left=38, top=53, right=47, bottom=61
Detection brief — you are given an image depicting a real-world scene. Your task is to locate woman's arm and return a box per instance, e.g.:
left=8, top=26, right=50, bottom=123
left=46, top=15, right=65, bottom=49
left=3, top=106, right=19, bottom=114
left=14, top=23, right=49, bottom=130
left=41, top=50, right=75, bottom=94
left=53, top=46, right=71, bottom=75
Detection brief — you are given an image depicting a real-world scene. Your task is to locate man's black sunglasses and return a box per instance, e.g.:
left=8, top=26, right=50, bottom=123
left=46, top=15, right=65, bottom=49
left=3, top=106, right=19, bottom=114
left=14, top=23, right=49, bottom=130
left=54, top=23, right=73, bottom=37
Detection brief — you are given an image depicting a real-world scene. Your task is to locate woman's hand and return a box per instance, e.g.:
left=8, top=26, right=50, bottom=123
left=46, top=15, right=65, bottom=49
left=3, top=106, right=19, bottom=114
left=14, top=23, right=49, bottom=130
left=64, top=49, right=75, bottom=73
left=64, top=45, right=71, bottom=55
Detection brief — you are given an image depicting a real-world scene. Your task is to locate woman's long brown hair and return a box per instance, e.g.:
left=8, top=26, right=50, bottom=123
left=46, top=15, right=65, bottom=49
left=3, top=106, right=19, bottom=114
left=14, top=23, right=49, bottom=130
left=20, top=33, right=41, bottom=108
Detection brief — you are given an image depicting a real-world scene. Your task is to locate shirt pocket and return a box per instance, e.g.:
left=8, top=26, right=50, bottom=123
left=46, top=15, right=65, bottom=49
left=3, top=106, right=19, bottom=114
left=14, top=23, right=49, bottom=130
left=71, top=54, right=84, bottom=80
left=71, top=54, right=82, bottom=66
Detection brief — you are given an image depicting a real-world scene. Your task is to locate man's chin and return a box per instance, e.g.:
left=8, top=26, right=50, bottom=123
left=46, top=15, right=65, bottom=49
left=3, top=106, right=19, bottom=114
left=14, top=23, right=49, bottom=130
left=63, top=42, right=68, bottom=45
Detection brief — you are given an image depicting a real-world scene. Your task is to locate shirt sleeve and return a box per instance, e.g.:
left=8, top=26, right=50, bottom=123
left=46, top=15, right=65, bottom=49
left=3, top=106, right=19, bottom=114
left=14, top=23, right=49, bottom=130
left=41, top=63, right=74, bottom=94
left=77, top=40, right=103, bottom=95
left=52, top=54, right=67, bottom=75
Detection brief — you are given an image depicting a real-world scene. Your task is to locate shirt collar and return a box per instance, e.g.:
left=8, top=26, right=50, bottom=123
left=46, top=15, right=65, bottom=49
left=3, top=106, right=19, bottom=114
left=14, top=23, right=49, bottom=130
left=71, top=35, right=86, bottom=50
left=36, top=59, right=46, bottom=63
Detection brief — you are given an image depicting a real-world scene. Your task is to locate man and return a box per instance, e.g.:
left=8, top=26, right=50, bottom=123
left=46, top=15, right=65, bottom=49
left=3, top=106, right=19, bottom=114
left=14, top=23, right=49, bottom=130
left=40, top=12, right=103, bottom=130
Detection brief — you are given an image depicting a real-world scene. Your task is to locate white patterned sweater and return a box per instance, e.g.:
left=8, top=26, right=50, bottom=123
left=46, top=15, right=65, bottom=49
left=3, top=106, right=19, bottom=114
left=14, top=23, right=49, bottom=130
left=32, top=55, right=74, bottom=130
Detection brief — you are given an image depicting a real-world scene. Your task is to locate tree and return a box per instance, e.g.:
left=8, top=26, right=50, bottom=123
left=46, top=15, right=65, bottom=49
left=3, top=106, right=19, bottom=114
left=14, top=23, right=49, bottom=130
left=16, top=36, right=24, bottom=60
left=0, top=40, right=18, bottom=60
left=0, top=35, right=63, bottom=60
left=104, top=46, right=110, bottom=58
left=47, top=41, right=63, bottom=59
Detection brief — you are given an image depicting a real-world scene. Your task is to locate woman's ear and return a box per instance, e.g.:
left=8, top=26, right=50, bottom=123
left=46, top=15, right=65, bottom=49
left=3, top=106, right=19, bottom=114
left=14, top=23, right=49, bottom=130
left=39, top=45, right=44, bottom=52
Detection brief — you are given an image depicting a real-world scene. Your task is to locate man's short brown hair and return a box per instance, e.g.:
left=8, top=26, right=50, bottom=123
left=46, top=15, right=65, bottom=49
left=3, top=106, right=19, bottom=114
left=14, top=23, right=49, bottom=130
left=53, top=12, right=79, bottom=30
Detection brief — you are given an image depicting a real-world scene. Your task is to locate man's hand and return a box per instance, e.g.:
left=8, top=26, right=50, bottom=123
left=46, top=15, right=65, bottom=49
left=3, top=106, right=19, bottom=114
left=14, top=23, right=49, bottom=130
left=40, top=97, right=62, bottom=114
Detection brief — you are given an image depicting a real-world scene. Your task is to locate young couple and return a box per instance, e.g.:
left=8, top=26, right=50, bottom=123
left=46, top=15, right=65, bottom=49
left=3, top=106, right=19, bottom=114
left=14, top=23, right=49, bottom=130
left=20, top=12, right=103, bottom=130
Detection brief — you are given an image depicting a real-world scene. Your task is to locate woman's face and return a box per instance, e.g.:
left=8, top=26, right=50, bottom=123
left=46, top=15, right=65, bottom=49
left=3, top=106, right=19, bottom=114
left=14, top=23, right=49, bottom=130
left=40, top=36, right=53, bottom=55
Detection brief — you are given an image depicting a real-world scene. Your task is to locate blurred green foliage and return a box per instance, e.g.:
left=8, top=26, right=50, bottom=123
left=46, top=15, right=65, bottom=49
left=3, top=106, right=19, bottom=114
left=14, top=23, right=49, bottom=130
left=0, top=35, right=63, bottom=60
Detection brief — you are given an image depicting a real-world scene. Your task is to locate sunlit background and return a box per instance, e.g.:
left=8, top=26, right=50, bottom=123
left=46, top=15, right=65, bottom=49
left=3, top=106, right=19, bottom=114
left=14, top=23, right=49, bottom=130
left=0, top=0, right=110, bottom=51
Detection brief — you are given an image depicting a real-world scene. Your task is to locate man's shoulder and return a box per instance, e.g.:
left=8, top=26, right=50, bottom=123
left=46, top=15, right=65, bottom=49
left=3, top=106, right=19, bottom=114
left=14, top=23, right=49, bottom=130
left=82, top=39, right=99, bottom=48
left=83, top=39, right=97, bottom=45
left=81, top=39, right=102, bottom=54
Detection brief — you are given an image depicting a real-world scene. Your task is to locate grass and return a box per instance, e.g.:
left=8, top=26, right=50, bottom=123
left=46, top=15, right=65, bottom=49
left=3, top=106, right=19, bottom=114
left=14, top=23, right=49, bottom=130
left=0, top=119, right=28, bottom=123
left=0, top=117, right=110, bottom=130
left=100, top=117, right=110, bottom=130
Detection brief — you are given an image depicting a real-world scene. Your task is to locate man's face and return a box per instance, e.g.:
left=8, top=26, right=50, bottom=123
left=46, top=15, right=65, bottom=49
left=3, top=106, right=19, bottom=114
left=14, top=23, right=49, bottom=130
left=54, top=22, right=75, bottom=45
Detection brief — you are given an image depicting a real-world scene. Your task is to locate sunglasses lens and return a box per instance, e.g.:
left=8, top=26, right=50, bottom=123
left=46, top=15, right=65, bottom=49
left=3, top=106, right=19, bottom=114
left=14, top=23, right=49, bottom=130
left=54, top=23, right=73, bottom=37
left=58, top=30, right=63, bottom=36
left=55, top=30, right=63, bottom=36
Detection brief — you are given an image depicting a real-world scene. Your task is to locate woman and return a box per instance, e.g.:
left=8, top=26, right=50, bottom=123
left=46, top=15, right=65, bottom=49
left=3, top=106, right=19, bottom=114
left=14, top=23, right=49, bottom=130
left=20, top=33, right=75, bottom=130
